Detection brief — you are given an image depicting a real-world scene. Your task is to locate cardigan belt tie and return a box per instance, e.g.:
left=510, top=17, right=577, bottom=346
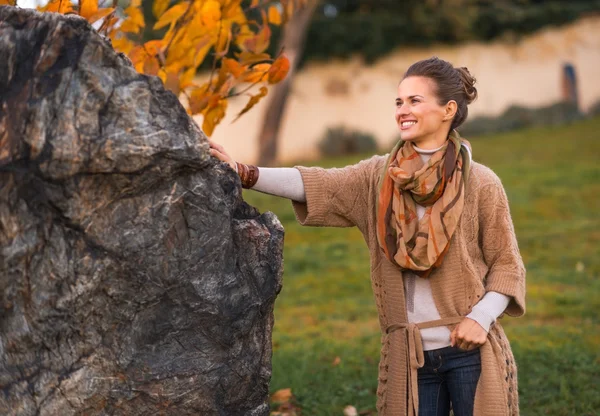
left=386, top=316, right=464, bottom=416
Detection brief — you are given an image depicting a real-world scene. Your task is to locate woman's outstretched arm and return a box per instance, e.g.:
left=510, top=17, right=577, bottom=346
left=208, top=139, right=306, bottom=202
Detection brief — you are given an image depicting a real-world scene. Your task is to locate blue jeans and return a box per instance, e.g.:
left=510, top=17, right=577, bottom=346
left=417, top=346, right=481, bottom=416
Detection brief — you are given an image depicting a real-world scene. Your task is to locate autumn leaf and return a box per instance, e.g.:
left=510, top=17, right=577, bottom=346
left=203, top=99, right=228, bottom=136
left=270, top=388, right=293, bottom=404
left=154, top=2, right=189, bottom=30
left=332, top=356, right=341, bottom=366
left=242, top=19, right=271, bottom=54
left=236, top=51, right=271, bottom=66
left=222, top=58, right=245, bottom=78
left=152, top=0, right=170, bottom=19
left=0, top=0, right=17, bottom=5
left=86, top=8, right=115, bottom=24
left=78, top=0, right=97, bottom=20
left=201, top=0, right=221, bottom=29
left=268, top=5, right=282, bottom=26
left=233, top=86, right=267, bottom=122
left=188, top=86, right=210, bottom=114
left=249, top=0, right=260, bottom=7
left=268, top=54, right=290, bottom=84
left=121, top=4, right=145, bottom=34
left=165, top=71, right=180, bottom=96
left=242, top=63, right=270, bottom=83
left=40, top=0, right=74, bottom=14
left=179, top=66, right=197, bottom=90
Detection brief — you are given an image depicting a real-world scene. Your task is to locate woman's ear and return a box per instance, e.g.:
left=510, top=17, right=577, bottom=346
left=443, top=100, right=458, bottom=121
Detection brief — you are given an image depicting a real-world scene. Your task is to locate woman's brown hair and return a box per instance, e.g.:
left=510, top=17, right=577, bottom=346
left=403, top=57, right=478, bottom=130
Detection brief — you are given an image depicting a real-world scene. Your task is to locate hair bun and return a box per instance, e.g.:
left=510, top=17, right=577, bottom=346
left=456, top=67, right=478, bottom=105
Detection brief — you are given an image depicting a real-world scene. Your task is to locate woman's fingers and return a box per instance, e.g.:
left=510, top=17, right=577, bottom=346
left=208, top=139, right=236, bottom=170
left=451, top=318, right=488, bottom=350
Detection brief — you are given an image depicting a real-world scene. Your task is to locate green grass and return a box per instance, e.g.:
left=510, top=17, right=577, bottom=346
left=244, top=116, right=600, bottom=415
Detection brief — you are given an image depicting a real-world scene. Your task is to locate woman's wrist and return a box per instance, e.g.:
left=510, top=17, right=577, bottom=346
left=236, top=162, right=260, bottom=189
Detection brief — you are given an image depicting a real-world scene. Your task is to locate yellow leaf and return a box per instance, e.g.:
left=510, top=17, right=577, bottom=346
left=242, top=63, right=270, bottom=83
left=215, top=24, right=232, bottom=55
left=232, top=87, right=266, bottom=122
left=202, top=98, right=228, bottom=136
left=87, top=7, right=114, bottom=24
left=235, top=51, right=271, bottom=66
left=267, top=5, right=281, bottom=26
left=78, top=0, right=97, bottom=20
left=268, top=54, right=290, bottom=84
left=152, top=0, right=170, bottom=19
left=153, top=2, right=189, bottom=30
left=121, top=6, right=145, bottom=34
left=201, top=0, right=221, bottom=29
left=111, top=36, right=135, bottom=55
left=179, top=66, right=197, bottom=90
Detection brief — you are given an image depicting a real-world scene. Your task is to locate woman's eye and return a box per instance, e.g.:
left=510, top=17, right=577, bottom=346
left=411, top=99, right=420, bottom=104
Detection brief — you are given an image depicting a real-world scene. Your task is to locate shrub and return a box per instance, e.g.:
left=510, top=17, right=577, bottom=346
left=318, top=126, right=378, bottom=157
left=460, top=101, right=585, bottom=137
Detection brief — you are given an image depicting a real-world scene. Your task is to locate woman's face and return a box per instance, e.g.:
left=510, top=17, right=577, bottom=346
left=395, top=76, right=452, bottom=148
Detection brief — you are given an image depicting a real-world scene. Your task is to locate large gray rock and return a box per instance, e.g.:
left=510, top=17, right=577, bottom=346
left=0, top=7, right=283, bottom=415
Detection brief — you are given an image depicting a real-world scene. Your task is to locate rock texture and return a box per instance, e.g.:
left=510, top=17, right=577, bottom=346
left=0, top=7, right=283, bottom=416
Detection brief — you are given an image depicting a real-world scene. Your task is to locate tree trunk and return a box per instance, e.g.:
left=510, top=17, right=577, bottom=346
left=256, top=1, right=318, bottom=167
left=0, top=8, right=283, bottom=416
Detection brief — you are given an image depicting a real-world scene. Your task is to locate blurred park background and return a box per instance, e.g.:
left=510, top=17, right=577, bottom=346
left=17, top=0, right=600, bottom=414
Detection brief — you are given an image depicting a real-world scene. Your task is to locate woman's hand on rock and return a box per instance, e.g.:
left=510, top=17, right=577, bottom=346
left=450, top=317, right=488, bottom=351
left=208, top=139, right=236, bottom=171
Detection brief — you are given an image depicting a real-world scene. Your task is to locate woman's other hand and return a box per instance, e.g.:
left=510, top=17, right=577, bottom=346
left=208, top=139, right=236, bottom=171
left=450, top=317, right=488, bottom=351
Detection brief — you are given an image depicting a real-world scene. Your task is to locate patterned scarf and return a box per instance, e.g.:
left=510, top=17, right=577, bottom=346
left=376, top=130, right=471, bottom=278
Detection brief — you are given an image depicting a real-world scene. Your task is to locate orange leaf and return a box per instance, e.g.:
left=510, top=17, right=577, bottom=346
left=268, top=5, right=281, bottom=26
left=152, top=0, right=170, bottom=19
left=242, top=22, right=271, bottom=54
left=268, top=54, right=290, bottom=84
left=249, top=0, right=259, bottom=7
left=79, top=0, right=97, bottom=20
left=233, top=86, right=267, bottom=122
left=0, top=0, right=17, bottom=5
left=143, top=56, right=160, bottom=76
left=153, top=2, right=189, bottom=30
left=202, top=98, right=228, bottom=136
left=165, top=71, right=180, bottom=96
left=189, top=87, right=210, bottom=114
left=222, top=58, right=244, bottom=78
left=270, top=388, right=293, bottom=404
left=41, top=0, right=74, bottom=14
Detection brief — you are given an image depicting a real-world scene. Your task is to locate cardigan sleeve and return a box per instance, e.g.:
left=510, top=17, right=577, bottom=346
left=291, top=155, right=383, bottom=229
left=478, top=175, right=526, bottom=317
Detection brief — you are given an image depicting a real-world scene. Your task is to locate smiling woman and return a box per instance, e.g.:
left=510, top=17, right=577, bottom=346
left=210, top=56, right=525, bottom=416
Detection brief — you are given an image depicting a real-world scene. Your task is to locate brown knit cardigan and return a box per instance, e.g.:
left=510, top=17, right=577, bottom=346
left=291, top=155, right=526, bottom=416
